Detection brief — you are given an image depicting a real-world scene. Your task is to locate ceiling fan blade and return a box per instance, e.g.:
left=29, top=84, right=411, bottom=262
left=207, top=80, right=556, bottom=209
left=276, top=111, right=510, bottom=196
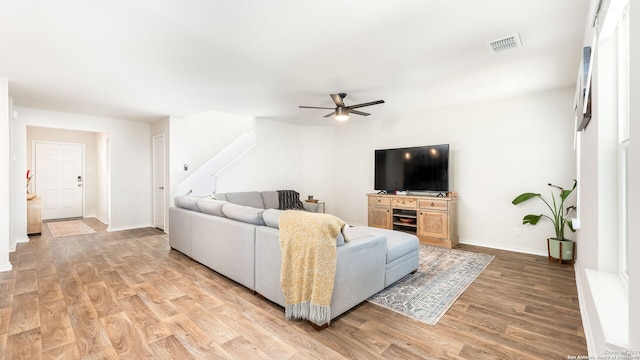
left=347, top=99, right=385, bottom=109
left=323, top=111, right=335, bottom=118
left=299, top=105, right=335, bottom=109
left=330, top=93, right=346, bottom=107
left=350, top=109, right=370, bottom=116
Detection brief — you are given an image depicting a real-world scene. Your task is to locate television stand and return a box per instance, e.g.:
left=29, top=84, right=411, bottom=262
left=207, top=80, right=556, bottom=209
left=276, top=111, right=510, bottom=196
left=367, top=193, right=458, bottom=248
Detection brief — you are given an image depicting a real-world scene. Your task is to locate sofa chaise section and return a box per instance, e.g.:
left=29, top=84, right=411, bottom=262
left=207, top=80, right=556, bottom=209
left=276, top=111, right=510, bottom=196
left=254, top=224, right=387, bottom=321
left=346, top=226, right=420, bottom=287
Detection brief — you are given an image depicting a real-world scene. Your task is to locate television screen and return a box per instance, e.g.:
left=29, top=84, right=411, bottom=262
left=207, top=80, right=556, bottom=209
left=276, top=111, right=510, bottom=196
left=375, top=144, right=449, bottom=192
left=577, top=45, right=593, bottom=131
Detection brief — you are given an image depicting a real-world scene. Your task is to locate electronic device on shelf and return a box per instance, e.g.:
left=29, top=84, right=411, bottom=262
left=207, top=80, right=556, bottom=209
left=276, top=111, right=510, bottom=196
left=374, top=144, right=450, bottom=193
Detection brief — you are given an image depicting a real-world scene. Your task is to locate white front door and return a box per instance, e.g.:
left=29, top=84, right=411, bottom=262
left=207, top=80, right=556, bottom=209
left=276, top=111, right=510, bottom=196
left=153, top=134, right=166, bottom=230
left=35, top=142, right=84, bottom=220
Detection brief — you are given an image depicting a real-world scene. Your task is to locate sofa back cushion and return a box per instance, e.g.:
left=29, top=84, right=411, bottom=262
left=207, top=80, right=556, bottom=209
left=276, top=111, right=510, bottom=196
left=174, top=195, right=202, bottom=211
left=261, top=191, right=280, bottom=209
left=197, top=199, right=228, bottom=217
left=222, top=203, right=266, bottom=225
left=213, top=193, right=227, bottom=201
left=218, top=191, right=265, bottom=209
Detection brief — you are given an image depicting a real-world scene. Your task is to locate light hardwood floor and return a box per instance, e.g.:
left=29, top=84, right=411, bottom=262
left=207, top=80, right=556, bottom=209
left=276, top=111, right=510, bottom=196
left=1, top=218, right=587, bottom=359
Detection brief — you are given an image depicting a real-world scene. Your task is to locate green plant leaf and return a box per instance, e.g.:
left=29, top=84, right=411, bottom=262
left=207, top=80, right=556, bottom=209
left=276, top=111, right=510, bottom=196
left=512, top=193, right=541, bottom=205
left=522, top=214, right=542, bottom=225
left=560, top=179, right=577, bottom=201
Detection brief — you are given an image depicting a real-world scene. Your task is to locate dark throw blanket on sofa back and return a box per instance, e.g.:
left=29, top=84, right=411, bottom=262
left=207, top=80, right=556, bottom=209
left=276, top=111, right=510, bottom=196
left=277, top=190, right=304, bottom=210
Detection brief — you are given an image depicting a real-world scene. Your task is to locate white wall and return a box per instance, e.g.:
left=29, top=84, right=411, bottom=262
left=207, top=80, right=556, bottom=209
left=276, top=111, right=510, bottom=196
left=300, top=126, right=336, bottom=212
left=95, top=132, right=109, bottom=224
left=330, top=88, right=577, bottom=255
left=10, top=97, right=28, bottom=252
left=216, top=118, right=306, bottom=194
left=15, top=107, right=152, bottom=231
left=178, top=117, right=336, bottom=209
left=0, top=77, right=11, bottom=271
left=170, top=111, right=251, bottom=189
left=212, top=89, right=576, bottom=256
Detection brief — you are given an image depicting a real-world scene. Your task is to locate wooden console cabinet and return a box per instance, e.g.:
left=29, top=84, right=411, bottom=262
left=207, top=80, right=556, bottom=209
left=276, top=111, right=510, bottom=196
left=367, top=193, right=458, bottom=248
left=27, top=196, right=42, bottom=235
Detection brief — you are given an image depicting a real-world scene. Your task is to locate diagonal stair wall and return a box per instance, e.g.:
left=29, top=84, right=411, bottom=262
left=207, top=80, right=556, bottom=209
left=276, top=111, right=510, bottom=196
left=170, top=111, right=254, bottom=202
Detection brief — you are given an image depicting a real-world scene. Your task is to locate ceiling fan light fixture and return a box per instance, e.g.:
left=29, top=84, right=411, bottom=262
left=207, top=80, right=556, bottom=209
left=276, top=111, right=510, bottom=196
left=335, top=107, right=349, bottom=121
left=300, top=93, right=384, bottom=121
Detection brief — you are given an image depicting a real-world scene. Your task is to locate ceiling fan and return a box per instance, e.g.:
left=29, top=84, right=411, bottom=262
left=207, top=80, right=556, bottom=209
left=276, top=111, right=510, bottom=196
left=299, top=93, right=385, bottom=121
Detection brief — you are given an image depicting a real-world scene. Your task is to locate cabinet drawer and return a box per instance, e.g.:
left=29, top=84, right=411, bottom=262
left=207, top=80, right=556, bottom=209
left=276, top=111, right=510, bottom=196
left=418, top=199, right=448, bottom=210
left=369, top=196, right=391, bottom=206
left=392, top=198, right=417, bottom=209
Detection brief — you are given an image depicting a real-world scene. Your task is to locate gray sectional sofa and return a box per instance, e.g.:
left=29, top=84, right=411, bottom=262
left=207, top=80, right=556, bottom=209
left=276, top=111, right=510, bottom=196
left=169, top=190, right=419, bottom=324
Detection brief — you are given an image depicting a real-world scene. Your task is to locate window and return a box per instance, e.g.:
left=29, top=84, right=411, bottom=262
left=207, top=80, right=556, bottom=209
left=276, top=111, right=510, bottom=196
left=620, top=143, right=628, bottom=280
left=617, top=4, right=629, bottom=281
left=597, top=0, right=629, bottom=281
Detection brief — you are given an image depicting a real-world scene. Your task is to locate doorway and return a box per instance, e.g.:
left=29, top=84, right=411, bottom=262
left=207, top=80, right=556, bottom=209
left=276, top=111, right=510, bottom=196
left=153, top=134, right=166, bottom=231
left=34, top=142, right=84, bottom=220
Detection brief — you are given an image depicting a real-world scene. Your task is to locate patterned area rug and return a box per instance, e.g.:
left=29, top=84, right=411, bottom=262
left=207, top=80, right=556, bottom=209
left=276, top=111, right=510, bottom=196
left=47, top=220, right=96, bottom=238
left=368, top=244, right=494, bottom=325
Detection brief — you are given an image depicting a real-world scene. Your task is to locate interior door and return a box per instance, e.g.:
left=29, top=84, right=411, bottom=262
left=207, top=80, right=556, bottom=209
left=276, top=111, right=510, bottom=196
left=153, top=134, right=166, bottom=230
left=35, top=142, right=84, bottom=220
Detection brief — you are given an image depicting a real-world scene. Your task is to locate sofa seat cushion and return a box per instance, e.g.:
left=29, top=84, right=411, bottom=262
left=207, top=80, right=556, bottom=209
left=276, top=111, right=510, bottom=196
left=385, top=231, right=420, bottom=263
left=222, top=203, right=266, bottom=225
left=345, top=226, right=419, bottom=264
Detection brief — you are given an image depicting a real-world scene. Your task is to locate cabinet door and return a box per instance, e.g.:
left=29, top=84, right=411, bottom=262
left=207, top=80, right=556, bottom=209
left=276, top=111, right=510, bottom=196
left=368, top=207, right=392, bottom=229
left=418, top=211, right=449, bottom=239
left=27, top=198, right=42, bottom=234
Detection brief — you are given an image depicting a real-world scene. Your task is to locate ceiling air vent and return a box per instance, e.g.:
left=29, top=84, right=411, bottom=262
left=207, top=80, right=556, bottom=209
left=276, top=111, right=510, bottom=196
left=487, top=33, right=523, bottom=54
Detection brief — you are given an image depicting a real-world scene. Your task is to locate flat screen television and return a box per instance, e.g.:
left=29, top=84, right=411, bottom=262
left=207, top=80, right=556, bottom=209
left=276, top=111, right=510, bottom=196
left=374, top=144, right=449, bottom=193
left=577, top=45, right=593, bottom=131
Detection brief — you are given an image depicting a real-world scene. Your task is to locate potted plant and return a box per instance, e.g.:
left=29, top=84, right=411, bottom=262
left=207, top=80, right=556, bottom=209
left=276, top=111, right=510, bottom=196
left=512, top=179, right=577, bottom=263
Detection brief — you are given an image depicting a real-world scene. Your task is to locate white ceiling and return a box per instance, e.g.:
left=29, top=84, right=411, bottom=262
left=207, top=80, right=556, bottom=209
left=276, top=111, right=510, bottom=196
left=0, top=1, right=589, bottom=125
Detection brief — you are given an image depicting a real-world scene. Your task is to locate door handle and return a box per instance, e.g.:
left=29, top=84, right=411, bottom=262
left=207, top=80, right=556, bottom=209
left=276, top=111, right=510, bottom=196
left=159, top=186, right=164, bottom=190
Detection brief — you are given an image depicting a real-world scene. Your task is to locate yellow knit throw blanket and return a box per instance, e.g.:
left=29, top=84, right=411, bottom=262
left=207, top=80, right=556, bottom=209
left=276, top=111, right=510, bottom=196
left=279, top=210, right=346, bottom=326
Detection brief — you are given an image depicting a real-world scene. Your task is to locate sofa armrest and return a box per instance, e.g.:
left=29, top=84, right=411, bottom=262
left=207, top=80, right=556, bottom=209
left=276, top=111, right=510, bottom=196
left=169, top=207, right=192, bottom=256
